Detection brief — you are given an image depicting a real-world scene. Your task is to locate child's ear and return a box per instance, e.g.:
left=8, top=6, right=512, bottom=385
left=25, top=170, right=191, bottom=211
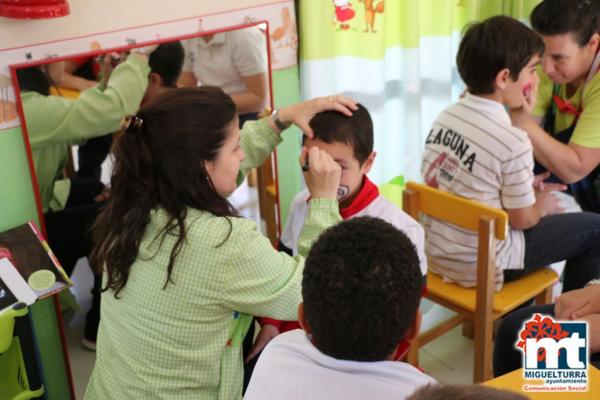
left=148, top=71, right=163, bottom=86
left=494, top=68, right=511, bottom=91
left=404, top=309, right=422, bottom=343
left=297, top=303, right=312, bottom=334
left=360, top=151, right=377, bottom=175
left=588, top=32, right=600, bottom=52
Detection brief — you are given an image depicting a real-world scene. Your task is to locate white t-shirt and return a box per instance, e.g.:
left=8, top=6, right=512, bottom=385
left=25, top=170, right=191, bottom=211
left=280, top=187, right=428, bottom=276
left=421, top=93, right=536, bottom=290
left=245, top=330, right=436, bottom=400
left=182, top=27, right=267, bottom=95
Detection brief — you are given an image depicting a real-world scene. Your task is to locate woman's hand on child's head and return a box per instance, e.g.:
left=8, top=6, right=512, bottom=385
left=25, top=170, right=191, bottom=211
left=278, top=95, right=357, bottom=138
left=301, top=146, right=342, bottom=200
left=245, top=324, right=280, bottom=363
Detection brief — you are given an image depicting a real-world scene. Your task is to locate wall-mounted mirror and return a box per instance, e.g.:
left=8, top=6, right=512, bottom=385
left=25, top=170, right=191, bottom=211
left=9, top=21, right=280, bottom=357
left=11, top=21, right=281, bottom=254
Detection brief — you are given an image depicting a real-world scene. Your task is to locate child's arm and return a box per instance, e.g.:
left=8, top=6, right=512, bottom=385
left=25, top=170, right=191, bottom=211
left=506, top=188, right=562, bottom=230
left=501, top=141, right=563, bottom=230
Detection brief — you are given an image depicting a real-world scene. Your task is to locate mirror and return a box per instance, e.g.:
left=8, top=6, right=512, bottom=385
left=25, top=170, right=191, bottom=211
left=10, top=22, right=280, bottom=306
left=13, top=22, right=279, bottom=243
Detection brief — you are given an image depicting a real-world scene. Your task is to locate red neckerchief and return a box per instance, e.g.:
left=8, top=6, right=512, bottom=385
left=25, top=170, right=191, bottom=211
left=392, top=339, right=411, bottom=362
left=339, top=176, right=379, bottom=219
left=553, top=94, right=581, bottom=118
left=552, top=48, right=600, bottom=120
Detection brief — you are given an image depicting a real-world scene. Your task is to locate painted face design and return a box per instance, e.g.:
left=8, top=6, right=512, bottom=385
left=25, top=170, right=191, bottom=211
left=337, top=185, right=350, bottom=200
left=522, top=83, right=533, bottom=97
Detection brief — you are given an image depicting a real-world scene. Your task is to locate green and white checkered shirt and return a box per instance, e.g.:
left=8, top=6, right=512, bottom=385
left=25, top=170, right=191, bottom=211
left=84, top=119, right=341, bottom=400
left=21, top=54, right=149, bottom=212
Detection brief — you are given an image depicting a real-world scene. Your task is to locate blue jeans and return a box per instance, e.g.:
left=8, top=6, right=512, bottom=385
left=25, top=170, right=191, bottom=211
left=504, top=212, right=600, bottom=293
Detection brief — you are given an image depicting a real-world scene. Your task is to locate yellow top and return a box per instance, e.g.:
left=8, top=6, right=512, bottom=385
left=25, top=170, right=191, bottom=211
left=533, top=68, right=600, bottom=148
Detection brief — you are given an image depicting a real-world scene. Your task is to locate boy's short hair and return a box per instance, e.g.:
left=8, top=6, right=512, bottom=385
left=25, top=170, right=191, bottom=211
left=302, top=216, right=422, bottom=361
left=148, top=41, right=185, bottom=88
left=407, top=384, right=528, bottom=400
left=531, top=0, right=600, bottom=47
left=306, top=103, right=373, bottom=165
left=457, top=16, right=544, bottom=95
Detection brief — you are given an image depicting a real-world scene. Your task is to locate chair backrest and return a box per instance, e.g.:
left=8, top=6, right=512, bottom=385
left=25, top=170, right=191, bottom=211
left=402, top=181, right=506, bottom=329
left=403, top=181, right=508, bottom=240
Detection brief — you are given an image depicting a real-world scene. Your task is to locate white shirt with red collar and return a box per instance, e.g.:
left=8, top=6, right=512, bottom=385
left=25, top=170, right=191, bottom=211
left=280, top=176, right=427, bottom=275
left=245, top=329, right=436, bottom=400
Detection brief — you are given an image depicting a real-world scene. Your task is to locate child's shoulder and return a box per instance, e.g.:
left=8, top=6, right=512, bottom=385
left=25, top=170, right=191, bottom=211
left=364, top=195, right=423, bottom=232
left=432, top=96, right=532, bottom=155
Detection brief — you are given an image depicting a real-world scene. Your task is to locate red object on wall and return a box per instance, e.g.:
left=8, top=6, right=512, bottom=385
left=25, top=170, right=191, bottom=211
left=0, top=0, right=70, bottom=19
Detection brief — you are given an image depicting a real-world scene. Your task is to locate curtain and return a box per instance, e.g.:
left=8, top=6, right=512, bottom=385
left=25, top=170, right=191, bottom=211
left=299, top=0, right=541, bottom=184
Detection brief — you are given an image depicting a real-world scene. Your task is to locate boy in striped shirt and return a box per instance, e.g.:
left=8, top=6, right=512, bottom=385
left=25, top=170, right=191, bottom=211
left=421, top=16, right=600, bottom=292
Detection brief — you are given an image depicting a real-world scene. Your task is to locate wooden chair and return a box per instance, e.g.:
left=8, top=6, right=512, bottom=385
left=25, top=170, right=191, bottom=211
left=403, top=181, right=558, bottom=382
left=251, top=108, right=280, bottom=246
left=256, top=153, right=279, bottom=246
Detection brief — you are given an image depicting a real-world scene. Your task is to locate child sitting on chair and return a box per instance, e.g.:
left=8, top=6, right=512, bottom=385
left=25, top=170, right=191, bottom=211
left=421, top=16, right=600, bottom=292
left=245, top=217, right=436, bottom=400
left=246, top=103, right=427, bottom=365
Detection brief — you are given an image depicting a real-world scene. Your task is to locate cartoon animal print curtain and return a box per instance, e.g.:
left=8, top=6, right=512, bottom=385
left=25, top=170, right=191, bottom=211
left=299, top=0, right=541, bottom=184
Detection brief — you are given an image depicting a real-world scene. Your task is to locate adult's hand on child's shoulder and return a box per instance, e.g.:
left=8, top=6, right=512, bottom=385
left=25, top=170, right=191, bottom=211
left=301, top=146, right=341, bottom=200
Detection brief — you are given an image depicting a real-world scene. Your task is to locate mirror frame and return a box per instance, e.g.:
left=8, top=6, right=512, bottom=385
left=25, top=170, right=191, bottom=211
left=9, top=21, right=280, bottom=238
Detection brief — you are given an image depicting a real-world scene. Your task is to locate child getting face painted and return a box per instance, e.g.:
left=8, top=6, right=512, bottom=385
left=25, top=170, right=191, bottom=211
left=304, top=133, right=373, bottom=207
left=244, top=103, right=428, bottom=372
left=298, top=103, right=374, bottom=207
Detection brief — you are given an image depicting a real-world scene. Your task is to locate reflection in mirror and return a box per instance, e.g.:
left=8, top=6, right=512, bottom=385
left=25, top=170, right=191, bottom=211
left=176, top=25, right=276, bottom=241
left=178, top=25, right=269, bottom=124
left=11, top=24, right=275, bottom=350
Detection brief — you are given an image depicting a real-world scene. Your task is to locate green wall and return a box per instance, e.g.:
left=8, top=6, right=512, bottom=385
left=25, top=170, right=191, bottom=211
left=272, top=65, right=303, bottom=225
left=0, top=127, right=72, bottom=398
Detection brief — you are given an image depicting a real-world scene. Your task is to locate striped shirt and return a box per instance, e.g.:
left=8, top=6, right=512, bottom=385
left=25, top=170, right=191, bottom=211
left=421, top=93, right=536, bottom=290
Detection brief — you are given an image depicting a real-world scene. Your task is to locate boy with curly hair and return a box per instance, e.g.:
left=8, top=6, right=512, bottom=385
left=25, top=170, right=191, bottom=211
left=245, top=217, right=435, bottom=399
